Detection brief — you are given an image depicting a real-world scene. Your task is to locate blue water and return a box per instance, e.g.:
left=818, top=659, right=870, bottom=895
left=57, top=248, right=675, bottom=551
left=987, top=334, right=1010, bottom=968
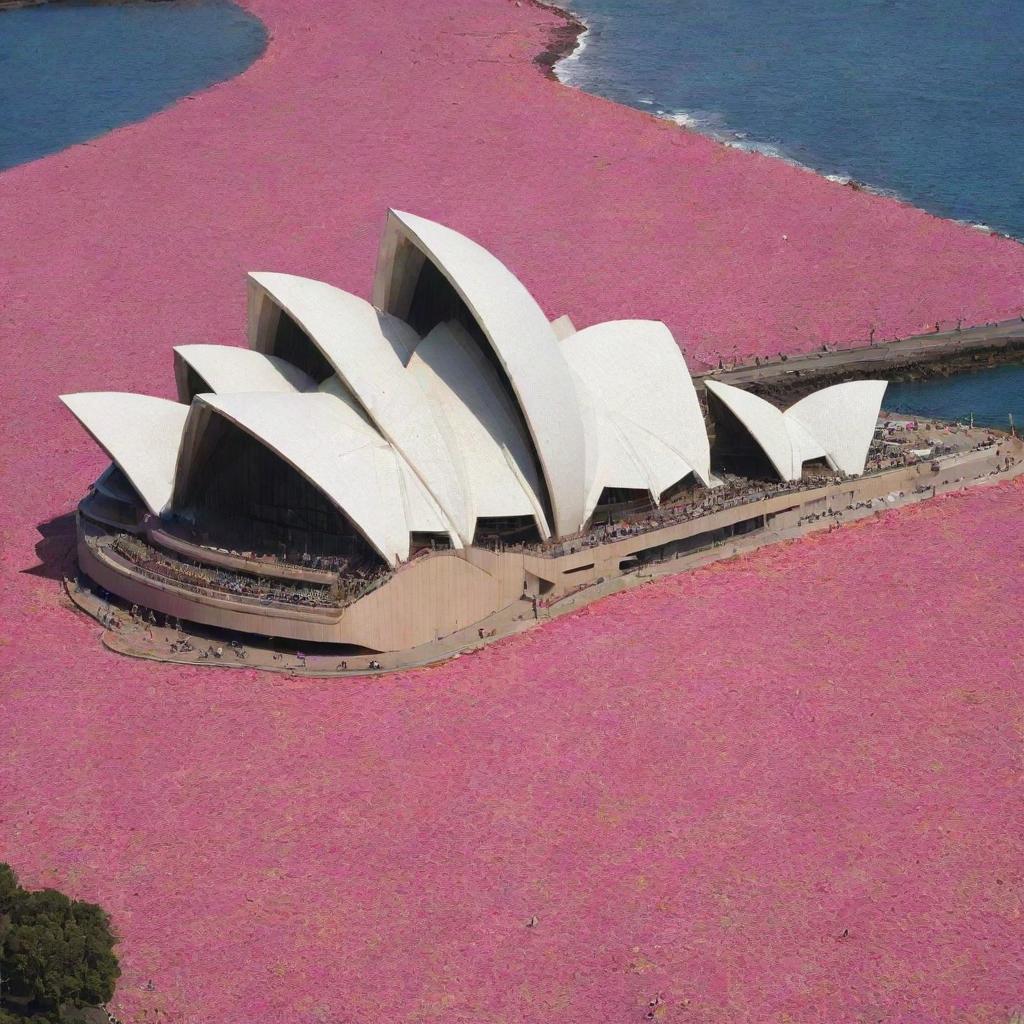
left=0, top=0, right=266, bottom=171
left=884, top=363, right=1024, bottom=428
left=557, top=0, right=1024, bottom=239
left=557, top=0, right=1024, bottom=422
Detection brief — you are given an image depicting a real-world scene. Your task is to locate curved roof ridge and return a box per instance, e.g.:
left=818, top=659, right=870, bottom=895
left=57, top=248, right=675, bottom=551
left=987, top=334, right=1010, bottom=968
left=372, top=209, right=594, bottom=537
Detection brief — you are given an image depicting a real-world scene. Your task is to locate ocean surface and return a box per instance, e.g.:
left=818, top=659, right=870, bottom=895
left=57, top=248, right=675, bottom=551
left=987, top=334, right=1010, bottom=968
left=557, top=0, right=1024, bottom=422
left=557, top=0, right=1024, bottom=240
left=0, top=0, right=266, bottom=171
left=884, top=363, right=1024, bottom=429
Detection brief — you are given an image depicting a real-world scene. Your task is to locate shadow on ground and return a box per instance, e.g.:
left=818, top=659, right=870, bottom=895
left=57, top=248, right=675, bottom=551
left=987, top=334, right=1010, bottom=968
left=23, top=511, right=77, bottom=580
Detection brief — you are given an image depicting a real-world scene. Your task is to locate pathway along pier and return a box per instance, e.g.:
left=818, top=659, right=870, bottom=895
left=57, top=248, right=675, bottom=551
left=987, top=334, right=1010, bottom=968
left=697, top=316, right=1024, bottom=403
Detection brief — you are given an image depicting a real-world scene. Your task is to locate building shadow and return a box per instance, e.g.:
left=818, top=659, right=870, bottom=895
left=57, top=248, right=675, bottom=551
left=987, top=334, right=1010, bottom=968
left=23, top=511, right=77, bottom=581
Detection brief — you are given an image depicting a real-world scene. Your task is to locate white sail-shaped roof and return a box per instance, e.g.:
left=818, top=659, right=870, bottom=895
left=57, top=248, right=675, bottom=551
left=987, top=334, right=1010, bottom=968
left=174, top=393, right=453, bottom=566
left=407, top=321, right=551, bottom=538
left=705, top=380, right=807, bottom=480
left=550, top=314, right=577, bottom=340
left=315, top=374, right=373, bottom=424
left=60, top=392, right=189, bottom=515
left=174, top=345, right=316, bottom=400
left=706, top=379, right=882, bottom=481
left=372, top=209, right=595, bottom=537
left=787, top=381, right=888, bottom=476
left=247, top=273, right=470, bottom=542
left=563, top=320, right=713, bottom=514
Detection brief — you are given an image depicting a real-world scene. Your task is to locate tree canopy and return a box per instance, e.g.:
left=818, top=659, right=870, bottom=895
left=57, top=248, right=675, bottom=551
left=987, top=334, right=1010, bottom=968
left=0, top=863, right=119, bottom=1023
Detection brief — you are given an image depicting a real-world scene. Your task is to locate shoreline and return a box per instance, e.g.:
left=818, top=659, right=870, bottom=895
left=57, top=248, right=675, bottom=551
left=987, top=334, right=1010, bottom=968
left=527, top=0, right=587, bottom=79
left=538, top=0, right=1021, bottom=245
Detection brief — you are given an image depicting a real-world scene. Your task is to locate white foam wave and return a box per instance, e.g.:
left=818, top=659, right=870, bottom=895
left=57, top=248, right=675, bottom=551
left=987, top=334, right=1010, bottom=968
left=549, top=13, right=913, bottom=210
left=651, top=105, right=909, bottom=203
left=661, top=109, right=701, bottom=130
left=548, top=14, right=1017, bottom=239
left=552, top=10, right=591, bottom=86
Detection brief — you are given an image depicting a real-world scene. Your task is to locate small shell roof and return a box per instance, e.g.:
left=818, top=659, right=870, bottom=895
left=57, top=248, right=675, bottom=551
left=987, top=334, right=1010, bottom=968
left=787, top=381, right=888, bottom=476
left=706, top=378, right=884, bottom=480
left=60, top=392, right=189, bottom=515
left=174, top=345, right=317, bottom=395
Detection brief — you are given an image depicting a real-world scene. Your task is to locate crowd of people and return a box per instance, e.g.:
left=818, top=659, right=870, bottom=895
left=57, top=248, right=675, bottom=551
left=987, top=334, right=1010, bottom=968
left=106, top=533, right=343, bottom=608
left=476, top=419, right=1009, bottom=560
left=498, top=472, right=846, bottom=559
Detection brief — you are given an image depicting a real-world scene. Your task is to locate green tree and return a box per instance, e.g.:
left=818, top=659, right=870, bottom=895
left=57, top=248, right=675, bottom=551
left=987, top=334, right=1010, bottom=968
left=0, top=864, right=119, bottom=1022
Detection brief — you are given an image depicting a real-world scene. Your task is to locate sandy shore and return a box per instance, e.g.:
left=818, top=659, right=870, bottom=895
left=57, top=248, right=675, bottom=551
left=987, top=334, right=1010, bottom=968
left=2, top=1, right=1024, bottom=1021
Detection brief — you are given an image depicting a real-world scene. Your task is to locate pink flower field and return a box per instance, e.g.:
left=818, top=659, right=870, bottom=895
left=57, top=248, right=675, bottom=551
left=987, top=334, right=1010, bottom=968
left=1, top=0, right=1023, bottom=1020
left=2, top=485, right=1023, bottom=1022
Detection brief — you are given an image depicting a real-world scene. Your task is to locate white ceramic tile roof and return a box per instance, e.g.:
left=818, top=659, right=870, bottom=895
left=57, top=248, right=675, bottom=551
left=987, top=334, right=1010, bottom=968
left=372, top=209, right=595, bottom=537
left=577, top=391, right=658, bottom=520
left=550, top=314, right=577, bottom=340
left=706, top=380, right=805, bottom=480
left=60, top=392, right=189, bottom=515
left=407, top=321, right=551, bottom=538
left=787, top=381, right=888, bottom=476
left=706, top=379, right=882, bottom=480
left=176, top=392, right=453, bottom=566
left=563, top=320, right=713, bottom=511
left=174, top=345, right=316, bottom=396
left=315, top=374, right=373, bottom=424
left=247, top=272, right=472, bottom=542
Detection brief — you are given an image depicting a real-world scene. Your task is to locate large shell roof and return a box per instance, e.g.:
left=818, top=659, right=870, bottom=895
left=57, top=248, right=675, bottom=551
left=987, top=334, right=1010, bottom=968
left=373, top=209, right=596, bottom=538
left=248, top=272, right=471, bottom=543
left=407, top=321, right=551, bottom=538
left=175, top=392, right=453, bottom=566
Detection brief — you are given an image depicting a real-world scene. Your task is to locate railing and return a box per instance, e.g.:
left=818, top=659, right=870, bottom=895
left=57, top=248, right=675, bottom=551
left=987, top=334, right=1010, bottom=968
left=97, top=534, right=387, bottom=612
left=480, top=434, right=1009, bottom=560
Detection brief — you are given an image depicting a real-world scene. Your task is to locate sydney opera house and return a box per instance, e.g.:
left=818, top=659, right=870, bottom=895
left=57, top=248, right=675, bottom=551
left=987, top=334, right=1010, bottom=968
left=62, top=210, right=889, bottom=655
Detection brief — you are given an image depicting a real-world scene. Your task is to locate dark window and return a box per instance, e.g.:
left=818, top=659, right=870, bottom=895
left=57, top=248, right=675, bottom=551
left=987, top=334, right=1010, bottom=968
left=182, top=416, right=383, bottom=567
left=270, top=309, right=334, bottom=383
left=707, top=391, right=779, bottom=480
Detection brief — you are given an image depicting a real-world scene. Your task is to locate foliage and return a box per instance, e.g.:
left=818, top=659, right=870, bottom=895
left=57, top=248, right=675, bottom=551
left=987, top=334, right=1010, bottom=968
left=0, top=865, right=118, bottom=1022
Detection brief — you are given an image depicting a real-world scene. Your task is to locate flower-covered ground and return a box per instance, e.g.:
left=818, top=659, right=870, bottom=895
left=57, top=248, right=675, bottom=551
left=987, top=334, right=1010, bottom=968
left=2, top=484, right=1023, bottom=1023
left=2, top=0, right=1023, bottom=1020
